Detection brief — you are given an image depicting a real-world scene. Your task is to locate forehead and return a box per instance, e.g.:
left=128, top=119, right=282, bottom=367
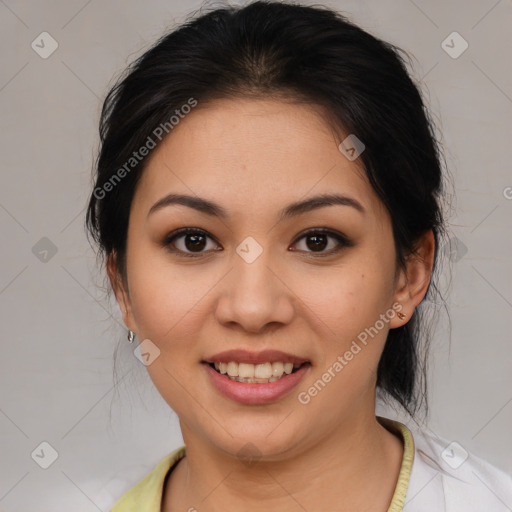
left=133, top=97, right=386, bottom=221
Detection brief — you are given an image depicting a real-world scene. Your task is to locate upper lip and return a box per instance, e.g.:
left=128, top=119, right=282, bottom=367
left=203, top=349, right=309, bottom=366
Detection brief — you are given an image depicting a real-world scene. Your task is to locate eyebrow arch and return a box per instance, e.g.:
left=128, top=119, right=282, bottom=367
left=147, top=192, right=365, bottom=220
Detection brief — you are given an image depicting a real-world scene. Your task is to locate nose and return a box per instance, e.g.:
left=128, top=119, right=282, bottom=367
left=214, top=248, right=295, bottom=334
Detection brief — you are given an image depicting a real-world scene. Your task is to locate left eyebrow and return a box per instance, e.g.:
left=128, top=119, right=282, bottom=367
left=147, top=192, right=365, bottom=219
left=279, top=193, right=365, bottom=220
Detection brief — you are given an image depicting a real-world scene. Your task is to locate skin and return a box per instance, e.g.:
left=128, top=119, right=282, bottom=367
left=108, top=97, right=435, bottom=511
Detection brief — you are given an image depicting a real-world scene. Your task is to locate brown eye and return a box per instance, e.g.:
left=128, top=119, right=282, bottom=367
left=304, top=233, right=328, bottom=251
left=162, top=227, right=353, bottom=258
left=163, top=228, right=220, bottom=256
left=183, top=233, right=207, bottom=251
left=291, top=229, right=353, bottom=255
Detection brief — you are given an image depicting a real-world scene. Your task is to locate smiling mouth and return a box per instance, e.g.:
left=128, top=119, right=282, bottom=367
left=207, top=361, right=308, bottom=383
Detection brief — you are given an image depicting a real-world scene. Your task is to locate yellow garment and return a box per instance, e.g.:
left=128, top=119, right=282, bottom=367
left=111, top=417, right=414, bottom=512
left=378, top=416, right=415, bottom=512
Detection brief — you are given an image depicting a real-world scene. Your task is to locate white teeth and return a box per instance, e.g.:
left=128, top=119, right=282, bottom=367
left=272, top=362, right=284, bottom=377
left=254, top=362, right=273, bottom=379
left=238, top=363, right=255, bottom=378
left=211, top=360, right=305, bottom=383
left=226, top=361, right=239, bottom=377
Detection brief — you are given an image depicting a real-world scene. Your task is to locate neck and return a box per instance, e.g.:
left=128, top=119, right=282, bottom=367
left=163, top=411, right=404, bottom=512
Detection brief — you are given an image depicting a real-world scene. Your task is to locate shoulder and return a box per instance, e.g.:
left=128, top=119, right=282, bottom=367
left=403, top=423, right=512, bottom=512
left=98, top=446, right=186, bottom=512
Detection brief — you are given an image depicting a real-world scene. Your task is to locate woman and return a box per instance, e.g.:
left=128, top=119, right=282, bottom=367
left=86, top=1, right=512, bottom=510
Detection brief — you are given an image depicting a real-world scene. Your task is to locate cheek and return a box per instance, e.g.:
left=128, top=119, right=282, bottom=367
left=295, top=268, right=393, bottom=411
left=297, top=259, right=394, bottom=335
left=126, top=244, right=208, bottom=344
left=125, top=249, right=211, bottom=410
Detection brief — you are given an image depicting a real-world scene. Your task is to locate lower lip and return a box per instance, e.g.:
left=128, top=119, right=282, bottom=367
left=203, top=363, right=310, bottom=405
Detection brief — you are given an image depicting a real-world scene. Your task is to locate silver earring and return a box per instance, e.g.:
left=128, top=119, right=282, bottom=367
left=127, top=329, right=135, bottom=343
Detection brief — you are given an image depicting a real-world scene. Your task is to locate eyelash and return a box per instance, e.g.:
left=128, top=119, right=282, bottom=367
left=161, top=227, right=353, bottom=258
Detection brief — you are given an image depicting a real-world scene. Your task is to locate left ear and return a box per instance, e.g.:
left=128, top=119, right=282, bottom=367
left=389, top=229, right=436, bottom=328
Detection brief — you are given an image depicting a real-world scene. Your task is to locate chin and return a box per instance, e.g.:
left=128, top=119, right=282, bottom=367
left=197, top=413, right=310, bottom=462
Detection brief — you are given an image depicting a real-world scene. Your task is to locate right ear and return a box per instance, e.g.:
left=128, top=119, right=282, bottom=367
left=106, top=251, right=136, bottom=332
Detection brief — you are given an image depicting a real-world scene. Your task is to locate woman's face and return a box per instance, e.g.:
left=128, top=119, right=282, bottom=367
left=113, top=97, right=419, bottom=459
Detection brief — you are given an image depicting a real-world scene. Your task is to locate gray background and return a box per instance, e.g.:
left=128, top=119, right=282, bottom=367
left=1, top=0, right=511, bottom=510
